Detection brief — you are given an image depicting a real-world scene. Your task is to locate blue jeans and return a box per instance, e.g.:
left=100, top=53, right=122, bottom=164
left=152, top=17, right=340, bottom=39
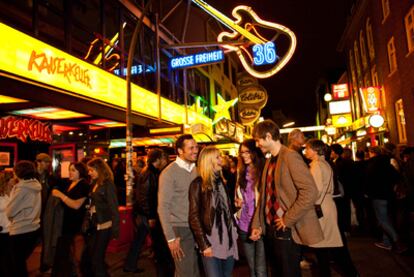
left=202, top=256, right=235, bottom=277
left=372, top=199, right=398, bottom=245
left=239, top=230, right=267, bottom=277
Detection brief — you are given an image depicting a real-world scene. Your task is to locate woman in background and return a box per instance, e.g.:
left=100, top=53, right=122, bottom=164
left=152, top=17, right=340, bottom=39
left=189, top=146, right=238, bottom=277
left=234, top=139, right=266, bottom=277
left=52, top=162, right=90, bottom=276
left=81, top=158, right=119, bottom=277
left=7, top=161, right=42, bottom=277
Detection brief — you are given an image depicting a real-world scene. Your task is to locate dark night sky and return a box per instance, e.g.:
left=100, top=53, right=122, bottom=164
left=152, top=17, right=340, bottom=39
left=206, top=0, right=352, bottom=126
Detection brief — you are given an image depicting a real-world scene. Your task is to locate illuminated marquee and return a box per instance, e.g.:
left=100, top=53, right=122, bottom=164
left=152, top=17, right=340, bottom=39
left=0, top=116, right=52, bottom=143
left=170, top=50, right=224, bottom=69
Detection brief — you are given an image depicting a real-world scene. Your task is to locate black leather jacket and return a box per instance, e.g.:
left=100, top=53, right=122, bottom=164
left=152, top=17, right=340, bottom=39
left=134, top=164, right=159, bottom=219
left=189, top=176, right=234, bottom=251
left=91, top=180, right=120, bottom=238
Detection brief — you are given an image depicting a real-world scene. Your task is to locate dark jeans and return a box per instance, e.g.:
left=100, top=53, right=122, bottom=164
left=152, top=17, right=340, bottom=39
left=313, top=247, right=358, bottom=277
left=372, top=199, right=399, bottom=245
left=124, top=214, right=150, bottom=271
left=81, top=228, right=112, bottom=277
left=239, top=230, right=267, bottom=277
left=52, top=234, right=76, bottom=277
left=10, top=229, right=40, bottom=277
left=264, top=225, right=301, bottom=277
left=151, top=222, right=175, bottom=277
left=202, top=256, right=234, bottom=277
left=0, top=232, right=12, bottom=277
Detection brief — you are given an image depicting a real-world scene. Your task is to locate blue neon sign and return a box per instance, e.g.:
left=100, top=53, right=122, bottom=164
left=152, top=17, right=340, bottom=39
left=113, top=64, right=156, bottom=76
left=170, top=50, right=224, bottom=69
left=253, top=42, right=278, bottom=66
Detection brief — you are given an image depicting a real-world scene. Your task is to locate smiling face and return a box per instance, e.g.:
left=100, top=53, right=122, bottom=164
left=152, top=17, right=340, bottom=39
left=254, top=133, right=273, bottom=154
left=88, top=166, right=98, bottom=181
left=240, top=145, right=252, bottom=165
left=178, top=139, right=199, bottom=163
left=212, top=152, right=223, bottom=173
left=69, top=164, right=80, bottom=181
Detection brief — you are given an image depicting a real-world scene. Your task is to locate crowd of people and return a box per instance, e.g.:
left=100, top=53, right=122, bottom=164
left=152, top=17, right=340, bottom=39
left=0, top=118, right=413, bottom=277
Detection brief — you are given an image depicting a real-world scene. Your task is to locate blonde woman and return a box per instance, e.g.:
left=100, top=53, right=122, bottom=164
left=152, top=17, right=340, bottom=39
left=81, top=158, right=119, bottom=277
left=189, top=146, right=238, bottom=277
left=304, top=139, right=358, bottom=277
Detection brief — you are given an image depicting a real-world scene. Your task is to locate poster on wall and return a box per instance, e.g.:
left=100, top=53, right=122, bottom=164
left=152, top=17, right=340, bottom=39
left=0, top=152, right=10, bottom=166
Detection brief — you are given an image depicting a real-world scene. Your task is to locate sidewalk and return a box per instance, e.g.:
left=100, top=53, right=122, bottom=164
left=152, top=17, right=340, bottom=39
left=27, top=234, right=414, bottom=276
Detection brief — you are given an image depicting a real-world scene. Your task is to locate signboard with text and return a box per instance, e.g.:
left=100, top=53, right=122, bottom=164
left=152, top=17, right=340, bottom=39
left=360, top=87, right=381, bottom=113
left=332, top=83, right=349, bottom=100
left=169, top=50, right=224, bottom=69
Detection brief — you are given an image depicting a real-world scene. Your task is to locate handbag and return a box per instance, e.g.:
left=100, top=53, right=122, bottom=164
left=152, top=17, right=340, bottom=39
left=81, top=198, right=94, bottom=235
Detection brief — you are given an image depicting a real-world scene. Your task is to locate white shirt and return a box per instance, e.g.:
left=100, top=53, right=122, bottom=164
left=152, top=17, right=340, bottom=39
left=175, top=156, right=195, bottom=173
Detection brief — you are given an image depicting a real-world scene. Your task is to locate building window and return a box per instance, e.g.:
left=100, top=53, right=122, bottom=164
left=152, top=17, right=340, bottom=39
left=354, top=41, right=361, bottom=77
left=366, top=18, right=375, bottom=60
left=371, top=65, right=379, bottom=87
left=387, top=37, right=397, bottom=74
left=359, top=31, right=368, bottom=68
left=395, top=99, right=407, bottom=144
left=382, top=0, right=390, bottom=21
left=405, top=5, right=414, bottom=53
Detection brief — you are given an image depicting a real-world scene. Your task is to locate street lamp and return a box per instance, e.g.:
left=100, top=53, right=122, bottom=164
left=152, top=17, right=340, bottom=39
left=283, top=121, right=295, bottom=128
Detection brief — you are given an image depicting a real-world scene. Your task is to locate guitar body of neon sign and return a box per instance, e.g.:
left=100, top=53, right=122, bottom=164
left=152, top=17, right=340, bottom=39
left=192, top=0, right=296, bottom=79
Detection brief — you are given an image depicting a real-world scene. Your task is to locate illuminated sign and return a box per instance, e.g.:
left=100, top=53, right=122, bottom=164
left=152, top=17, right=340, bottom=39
left=170, top=50, right=224, bottom=69
left=214, top=118, right=244, bottom=143
left=237, top=73, right=267, bottom=125
left=332, top=84, right=349, bottom=99
left=0, top=23, right=212, bottom=128
left=0, top=116, right=52, bottom=143
left=113, top=64, right=155, bottom=76
left=329, top=100, right=351, bottom=115
left=332, top=114, right=352, bottom=127
left=369, top=114, right=384, bottom=128
left=212, top=94, right=238, bottom=124
left=192, top=0, right=296, bottom=79
left=149, top=126, right=183, bottom=135
left=360, top=87, right=381, bottom=113
left=253, top=42, right=277, bottom=65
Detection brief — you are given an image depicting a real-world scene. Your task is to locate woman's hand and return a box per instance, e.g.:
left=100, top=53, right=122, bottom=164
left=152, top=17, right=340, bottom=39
left=52, top=189, right=63, bottom=199
left=203, top=247, right=213, bottom=257
left=250, top=227, right=262, bottom=241
left=234, top=197, right=243, bottom=208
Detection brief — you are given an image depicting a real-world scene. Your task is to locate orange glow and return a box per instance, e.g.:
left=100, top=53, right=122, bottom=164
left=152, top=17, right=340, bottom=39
left=0, top=95, right=28, bottom=103
left=11, top=107, right=89, bottom=120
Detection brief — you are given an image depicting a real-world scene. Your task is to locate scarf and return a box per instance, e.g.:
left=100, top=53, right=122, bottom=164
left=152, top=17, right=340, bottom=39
left=213, top=175, right=233, bottom=249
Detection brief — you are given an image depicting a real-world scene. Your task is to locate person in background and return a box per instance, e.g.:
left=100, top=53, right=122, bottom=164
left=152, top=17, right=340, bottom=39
left=235, top=139, right=266, bottom=277
left=124, top=148, right=173, bottom=275
left=51, top=162, right=90, bottom=277
left=111, top=158, right=126, bottom=206
left=158, top=134, right=200, bottom=277
left=288, top=129, right=306, bottom=156
left=250, top=120, right=323, bottom=277
left=81, top=158, right=119, bottom=276
left=0, top=170, right=15, bottom=276
left=305, top=139, right=359, bottom=277
left=7, top=161, right=42, bottom=277
left=189, top=146, right=238, bottom=277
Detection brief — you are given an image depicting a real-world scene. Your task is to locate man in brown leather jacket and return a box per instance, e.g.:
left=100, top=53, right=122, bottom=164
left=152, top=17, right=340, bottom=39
left=250, top=120, right=323, bottom=277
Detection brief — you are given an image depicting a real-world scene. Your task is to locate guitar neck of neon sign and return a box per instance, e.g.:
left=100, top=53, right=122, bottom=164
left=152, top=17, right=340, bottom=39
left=192, top=0, right=264, bottom=45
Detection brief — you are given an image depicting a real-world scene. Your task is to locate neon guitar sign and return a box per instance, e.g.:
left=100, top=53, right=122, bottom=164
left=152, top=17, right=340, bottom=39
left=192, top=0, right=296, bottom=79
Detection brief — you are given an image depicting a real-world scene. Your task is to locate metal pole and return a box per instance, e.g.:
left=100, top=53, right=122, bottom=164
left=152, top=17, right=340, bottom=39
left=155, top=13, right=161, bottom=120
left=125, top=0, right=152, bottom=206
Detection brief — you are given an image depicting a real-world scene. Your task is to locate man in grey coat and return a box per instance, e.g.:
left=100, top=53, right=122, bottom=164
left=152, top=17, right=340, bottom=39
left=158, top=134, right=200, bottom=277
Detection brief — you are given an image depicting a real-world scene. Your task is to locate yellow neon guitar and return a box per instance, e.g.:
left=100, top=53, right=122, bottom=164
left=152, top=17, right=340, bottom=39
left=192, top=0, right=296, bottom=79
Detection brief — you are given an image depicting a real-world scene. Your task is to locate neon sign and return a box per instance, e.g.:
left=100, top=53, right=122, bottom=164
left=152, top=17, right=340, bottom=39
left=253, top=42, right=277, bottom=66
left=113, top=65, right=156, bottom=76
left=28, top=50, right=92, bottom=89
left=0, top=116, right=52, bottom=143
left=170, top=50, right=224, bottom=69
left=192, top=0, right=296, bottom=79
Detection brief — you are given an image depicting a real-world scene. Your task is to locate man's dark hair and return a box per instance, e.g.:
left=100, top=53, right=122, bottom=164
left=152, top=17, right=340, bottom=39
left=252, top=119, right=280, bottom=141
left=331, top=143, right=344, bottom=156
left=306, top=139, right=326, bottom=156
left=147, top=148, right=163, bottom=165
left=175, top=134, right=194, bottom=154
left=14, top=160, right=37, bottom=180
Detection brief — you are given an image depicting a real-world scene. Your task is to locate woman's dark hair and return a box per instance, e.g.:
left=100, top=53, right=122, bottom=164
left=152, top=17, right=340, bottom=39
left=14, top=160, right=37, bottom=180
left=306, top=139, right=326, bottom=156
left=87, top=158, right=114, bottom=184
left=237, top=139, right=265, bottom=190
left=70, top=162, right=88, bottom=180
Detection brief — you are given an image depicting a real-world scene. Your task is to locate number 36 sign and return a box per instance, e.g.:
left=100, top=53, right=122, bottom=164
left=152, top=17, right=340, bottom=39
left=253, top=42, right=278, bottom=66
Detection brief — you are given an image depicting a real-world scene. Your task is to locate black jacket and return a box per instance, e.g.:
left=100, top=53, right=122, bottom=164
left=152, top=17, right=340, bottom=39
left=134, top=164, right=160, bottom=219
left=91, top=180, right=120, bottom=238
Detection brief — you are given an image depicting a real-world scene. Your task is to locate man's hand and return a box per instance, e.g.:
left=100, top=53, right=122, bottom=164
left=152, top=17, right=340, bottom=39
left=168, top=238, right=185, bottom=261
left=250, top=227, right=262, bottom=241
left=275, top=218, right=287, bottom=231
left=203, top=247, right=213, bottom=257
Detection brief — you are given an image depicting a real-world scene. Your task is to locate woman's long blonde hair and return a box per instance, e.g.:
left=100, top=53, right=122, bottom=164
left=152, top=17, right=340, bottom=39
left=198, top=146, right=221, bottom=192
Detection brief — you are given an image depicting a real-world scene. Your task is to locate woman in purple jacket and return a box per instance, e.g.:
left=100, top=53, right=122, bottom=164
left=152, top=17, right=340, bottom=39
left=235, top=139, right=266, bottom=277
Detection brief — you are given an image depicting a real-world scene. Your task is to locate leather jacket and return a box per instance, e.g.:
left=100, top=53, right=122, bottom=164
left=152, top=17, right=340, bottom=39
left=134, top=164, right=159, bottom=219
left=189, top=176, right=234, bottom=251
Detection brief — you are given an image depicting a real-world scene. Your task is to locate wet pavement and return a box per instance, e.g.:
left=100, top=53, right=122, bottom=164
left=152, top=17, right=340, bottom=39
left=27, top=233, right=414, bottom=276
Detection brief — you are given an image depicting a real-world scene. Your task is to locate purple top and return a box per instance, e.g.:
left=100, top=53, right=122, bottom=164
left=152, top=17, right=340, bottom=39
left=206, top=184, right=239, bottom=260
left=238, top=165, right=256, bottom=232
